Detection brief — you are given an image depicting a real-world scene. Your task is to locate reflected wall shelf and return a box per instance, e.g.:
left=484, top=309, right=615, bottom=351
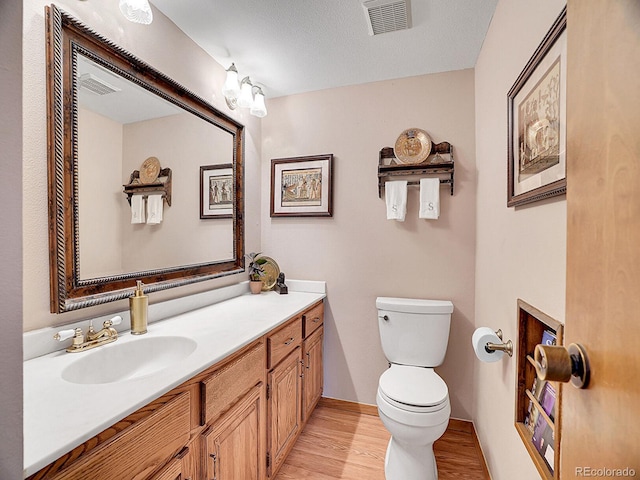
left=515, top=299, right=564, bottom=480
left=123, top=167, right=172, bottom=206
left=378, top=141, right=454, bottom=198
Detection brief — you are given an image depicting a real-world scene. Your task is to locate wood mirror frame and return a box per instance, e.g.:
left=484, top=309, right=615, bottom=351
left=46, top=4, right=245, bottom=313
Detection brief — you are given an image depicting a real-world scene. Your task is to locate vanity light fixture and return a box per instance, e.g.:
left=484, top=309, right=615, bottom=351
left=237, top=77, right=254, bottom=109
left=119, top=0, right=153, bottom=25
left=222, top=64, right=268, bottom=117
left=250, top=86, right=268, bottom=118
left=221, top=63, right=241, bottom=107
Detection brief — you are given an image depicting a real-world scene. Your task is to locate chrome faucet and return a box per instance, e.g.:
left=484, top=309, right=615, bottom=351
left=54, top=316, right=122, bottom=353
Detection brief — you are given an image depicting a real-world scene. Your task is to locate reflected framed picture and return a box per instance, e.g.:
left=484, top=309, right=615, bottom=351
left=270, top=154, right=333, bottom=217
left=507, top=7, right=567, bottom=207
left=200, top=164, right=233, bottom=218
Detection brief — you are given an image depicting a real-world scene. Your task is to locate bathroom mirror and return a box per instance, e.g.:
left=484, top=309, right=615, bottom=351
left=46, top=5, right=245, bottom=313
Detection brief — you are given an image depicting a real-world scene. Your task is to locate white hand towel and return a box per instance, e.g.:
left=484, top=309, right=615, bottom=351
left=146, top=194, right=163, bottom=225
left=131, top=195, right=145, bottom=224
left=419, top=178, right=440, bottom=219
left=385, top=181, right=408, bottom=221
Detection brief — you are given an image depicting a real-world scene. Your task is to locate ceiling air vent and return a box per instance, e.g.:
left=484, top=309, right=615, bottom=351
left=362, top=0, right=411, bottom=36
left=79, top=73, right=121, bottom=96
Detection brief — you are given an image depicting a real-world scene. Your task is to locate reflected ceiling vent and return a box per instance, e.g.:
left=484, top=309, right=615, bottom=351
left=362, top=0, right=411, bottom=36
left=79, top=73, right=121, bottom=95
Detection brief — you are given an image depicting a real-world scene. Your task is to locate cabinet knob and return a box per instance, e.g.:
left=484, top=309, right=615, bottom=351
left=534, top=343, right=590, bottom=389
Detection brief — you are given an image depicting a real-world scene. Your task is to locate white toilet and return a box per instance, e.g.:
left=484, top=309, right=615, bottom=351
left=376, top=297, right=454, bottom=480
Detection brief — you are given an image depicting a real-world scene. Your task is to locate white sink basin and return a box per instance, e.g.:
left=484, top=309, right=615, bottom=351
left=61, top=336, right=197, bottom=384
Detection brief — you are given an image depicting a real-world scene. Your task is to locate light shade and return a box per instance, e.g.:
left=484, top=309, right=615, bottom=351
left=119, top=0, right=153, bottom=25
left=250, top=87, right=267, bottom=118
left=221, top=64, right=241, bottom=101
left=237, top=77, right=254, bottom=109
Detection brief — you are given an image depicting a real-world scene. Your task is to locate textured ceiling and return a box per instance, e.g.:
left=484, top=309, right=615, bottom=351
left=151, top=0, right=497, bottom=99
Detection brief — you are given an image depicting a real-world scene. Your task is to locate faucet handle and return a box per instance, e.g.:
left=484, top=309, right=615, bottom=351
left=54, top=328, right=80, bottom=341
left=104, top=315, right=123, bottom=328
left=54, top=329, right=76, bottom=341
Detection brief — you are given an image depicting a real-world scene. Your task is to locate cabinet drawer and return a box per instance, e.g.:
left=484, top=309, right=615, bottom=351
left=50, top=392, right=191, bottom=480
left=202, top=341, right=265, bottom=425
left=268, top=317, right=302, bottom=369
left=303, top=301, right=324, bottom=338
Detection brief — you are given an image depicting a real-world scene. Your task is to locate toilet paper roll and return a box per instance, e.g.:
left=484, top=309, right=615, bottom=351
left=472, top=327, right=504, bottom=363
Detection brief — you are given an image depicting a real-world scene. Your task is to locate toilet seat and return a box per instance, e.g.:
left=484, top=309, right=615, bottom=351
left=378, top=365, right=448, bottom=413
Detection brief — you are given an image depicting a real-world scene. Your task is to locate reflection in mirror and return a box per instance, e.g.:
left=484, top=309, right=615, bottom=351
left=46, top=5, right=245, bottom=312
left=77, top=55, right=234, bottom=279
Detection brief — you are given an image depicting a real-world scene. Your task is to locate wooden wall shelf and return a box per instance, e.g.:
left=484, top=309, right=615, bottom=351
left=378, top=141, right=454, bottom=198
left=515, top=299, right=564, bottom=480
left=123, top=167, right=172, bottom=206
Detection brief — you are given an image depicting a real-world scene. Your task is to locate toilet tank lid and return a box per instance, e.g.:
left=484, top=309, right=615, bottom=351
left=376, top=297, right=453, bottom=314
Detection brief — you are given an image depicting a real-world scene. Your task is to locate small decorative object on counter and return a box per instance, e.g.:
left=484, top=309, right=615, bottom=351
left=246, top=252, right=267, bottom=294
left=275, top=272, right=288, bottom=295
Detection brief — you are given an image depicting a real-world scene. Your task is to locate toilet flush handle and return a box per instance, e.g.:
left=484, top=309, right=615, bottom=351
left=379, top=315, right=389, bottom=321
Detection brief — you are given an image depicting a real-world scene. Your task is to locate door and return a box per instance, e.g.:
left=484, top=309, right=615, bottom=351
left=204, top=385, right=263, bottom=480
left=268, top=346, right=302, bottom=476
left=564, top=0, right=640, bottom=475
left=302, top=327, right=324, bottom=422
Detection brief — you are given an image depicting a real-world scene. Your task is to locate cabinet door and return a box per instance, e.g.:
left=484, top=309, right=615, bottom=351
left=302, top=326, right=323, bottom=423
left=267, top=346, right=302, bottom=477
left=204, top=385, right=264, bottom=480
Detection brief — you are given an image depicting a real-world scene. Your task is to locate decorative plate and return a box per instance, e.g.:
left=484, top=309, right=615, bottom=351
left=393, top=128, right=432, bottom=165
left=260, top=256, right=280, bottom=291
left=140, top=156, right=161, bottom=184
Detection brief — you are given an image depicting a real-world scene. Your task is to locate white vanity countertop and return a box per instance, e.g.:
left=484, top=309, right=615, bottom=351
left=23, top=288, right=325, bottom=477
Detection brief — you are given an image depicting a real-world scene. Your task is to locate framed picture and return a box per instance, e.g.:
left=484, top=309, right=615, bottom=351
left=200, top=164, right=233, bottom=218
left=270, top=154, right=333, bottom=217
left=507, top=7, right=567, bottom=207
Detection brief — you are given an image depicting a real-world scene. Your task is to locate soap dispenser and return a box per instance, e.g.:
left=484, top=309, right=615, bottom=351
left=130, top=280, right=148, bottom=335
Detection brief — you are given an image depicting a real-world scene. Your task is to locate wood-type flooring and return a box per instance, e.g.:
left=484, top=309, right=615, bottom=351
left=275, top=402, right=489, bottom=480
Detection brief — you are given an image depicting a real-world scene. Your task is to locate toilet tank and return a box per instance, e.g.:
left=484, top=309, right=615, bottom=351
left=376, top=297, right=453, bottom=367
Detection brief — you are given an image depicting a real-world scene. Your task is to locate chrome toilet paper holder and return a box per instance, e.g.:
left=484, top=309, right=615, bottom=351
left=485, top=329, right=513, bottom=357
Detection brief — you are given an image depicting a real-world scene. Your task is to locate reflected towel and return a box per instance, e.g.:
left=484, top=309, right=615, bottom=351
left=385, top=181, right=408, bottom=221
left=146, top=194, right=163, bottom=225
left=131, top=195, right=145, bottom=224
left=419, top=178, right=440, bottom=219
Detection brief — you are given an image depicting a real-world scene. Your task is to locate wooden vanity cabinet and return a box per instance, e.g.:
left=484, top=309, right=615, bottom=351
left=29, top=300, right=324, bottom=480
left=266, top=300, right=325, bottom=478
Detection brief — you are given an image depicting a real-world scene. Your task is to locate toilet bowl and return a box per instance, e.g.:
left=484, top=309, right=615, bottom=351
left=376, top=297, right=454, bottom=480
left=376, top=365, right=450, bottom=480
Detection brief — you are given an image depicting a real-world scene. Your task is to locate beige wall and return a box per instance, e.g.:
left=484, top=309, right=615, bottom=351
left=22, top=1, right=262, bottom=331
left=473, top=1, right=566, bottom=478
left=78, top=107, right=124, bottom=278
left=261, top=70, right=477, bottom=418
left=0, top=0, right=23, bottom=477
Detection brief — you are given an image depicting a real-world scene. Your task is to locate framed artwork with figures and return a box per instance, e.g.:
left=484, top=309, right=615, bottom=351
left=200, top=164, right=233, bottom=218
left=270, top=154, right=333, bottom=217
